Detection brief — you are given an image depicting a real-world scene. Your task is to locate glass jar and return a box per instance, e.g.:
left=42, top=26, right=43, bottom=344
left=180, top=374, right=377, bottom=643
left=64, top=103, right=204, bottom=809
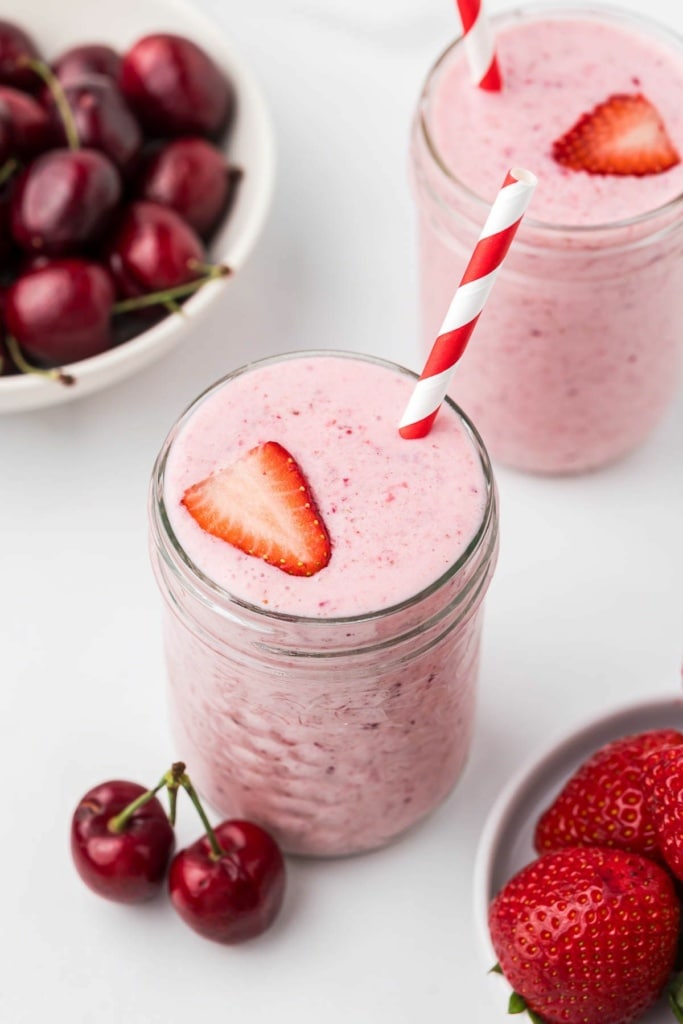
left=149, top=352, right=499, bottom=857
left=410, top=4, right=683, bottom=474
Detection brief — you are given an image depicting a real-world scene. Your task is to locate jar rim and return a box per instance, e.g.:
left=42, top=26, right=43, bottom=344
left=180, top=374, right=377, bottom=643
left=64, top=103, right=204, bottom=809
left=418, top=1, right=683, bottom=235
left=150, top=349, right=498, bottom=627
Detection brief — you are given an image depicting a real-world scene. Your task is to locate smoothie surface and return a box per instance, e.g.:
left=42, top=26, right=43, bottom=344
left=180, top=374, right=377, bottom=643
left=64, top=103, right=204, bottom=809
left=164, top=355, right=487, bottom=617
left=430, top=15, right=683, bottom=225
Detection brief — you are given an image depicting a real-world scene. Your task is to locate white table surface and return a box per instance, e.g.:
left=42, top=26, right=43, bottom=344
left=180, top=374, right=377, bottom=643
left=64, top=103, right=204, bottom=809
left=2, top=0, right=682, bottom=1020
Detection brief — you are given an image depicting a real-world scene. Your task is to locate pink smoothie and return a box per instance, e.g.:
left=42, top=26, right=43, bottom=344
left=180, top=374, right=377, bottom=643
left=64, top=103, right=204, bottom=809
left=164, top=354, right=486, bottom=617
left=151, top=353, right=498, bottom=855
left=413, top=6, right=683, bottom=473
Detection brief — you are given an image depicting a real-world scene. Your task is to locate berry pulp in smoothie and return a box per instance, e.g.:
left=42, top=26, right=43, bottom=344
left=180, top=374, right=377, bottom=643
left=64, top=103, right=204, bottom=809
left=414, top=7, right=683, bottom=473
left=152, top=353, right=498, bottom=855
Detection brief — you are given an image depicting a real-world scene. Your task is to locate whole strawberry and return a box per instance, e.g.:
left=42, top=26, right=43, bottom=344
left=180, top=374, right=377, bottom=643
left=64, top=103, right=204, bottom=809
left=534, top=729, right=683, bottom=862
left=644, top=745, right=683, bottom=882
left=489, top=847, right=680, bottom=1024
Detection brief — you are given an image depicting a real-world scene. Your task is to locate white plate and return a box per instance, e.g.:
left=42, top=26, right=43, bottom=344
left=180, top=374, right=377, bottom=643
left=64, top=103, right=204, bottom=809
left=474, top=693, right=683, bottom=1021
left=0, top=0, right=275, bottom=413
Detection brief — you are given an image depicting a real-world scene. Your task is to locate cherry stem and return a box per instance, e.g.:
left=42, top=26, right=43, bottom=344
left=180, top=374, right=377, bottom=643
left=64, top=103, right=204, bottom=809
left=22, top=57, right=80, bottom=151
left=167, top=784, right=179, bottom=826
left=5, top=335, right=76, bottom=386
left=187, top=259, right=223, bottom=276
left=176, top=771, right=225, bottom=860
left=108, top=775, right=169, bottom=834
left=105, top=762, right=225, bottom=858
left=0, top=157, right=19, bottom=187
left=165, top=760, right=187, bottom=827
left=111, top=265, right=228, bottom=315
left=164, top=300, right=185, bottom=317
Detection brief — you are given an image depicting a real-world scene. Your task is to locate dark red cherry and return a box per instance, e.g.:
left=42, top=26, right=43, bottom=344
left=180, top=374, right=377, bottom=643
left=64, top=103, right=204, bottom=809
left=17, top=252, right=50, bottom=274
left=0, top=20, right=41, bottom=92
left=0, top=181, right=17, bottom=268
left=0, top=101, right=13, bottom=165
left=136, top=137, right=230, bottom=237
left=48, top=75, right=142, bottom=176
left=53, top=43, right=122, bottom=86
left=71, top=780, right=175, bottom=904
left=0, top=86, right=51, bottom=158
left=0, top=285, right=17, bottom=375
left=0, top=321, right=20, bottom=375
left=119, top=34, right=233, bottom=139
left=169, top=819, right=286, bottom=944
left=104, top=200, right=205, bottom=297
left=5, top=258, right=114, bottom=365
left=11, top=148, right=121, bottom=255
left=0, top=337, right=18, bottom=375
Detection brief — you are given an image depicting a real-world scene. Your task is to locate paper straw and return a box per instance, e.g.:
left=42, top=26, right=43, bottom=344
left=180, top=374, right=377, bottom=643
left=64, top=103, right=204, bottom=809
left=398, top=167, right=537, bottom=440
left=456, top=0, right=502, bottom=91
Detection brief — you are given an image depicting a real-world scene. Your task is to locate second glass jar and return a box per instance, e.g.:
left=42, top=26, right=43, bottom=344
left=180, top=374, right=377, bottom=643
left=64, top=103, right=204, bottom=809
left=411, top=3, right=683, bottom=474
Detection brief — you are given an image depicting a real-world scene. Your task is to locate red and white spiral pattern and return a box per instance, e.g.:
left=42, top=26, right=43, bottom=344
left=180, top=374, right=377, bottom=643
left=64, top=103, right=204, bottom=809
left=399, top=168, right=537, bottom=440
left=456, top=0, right=502, bottom=91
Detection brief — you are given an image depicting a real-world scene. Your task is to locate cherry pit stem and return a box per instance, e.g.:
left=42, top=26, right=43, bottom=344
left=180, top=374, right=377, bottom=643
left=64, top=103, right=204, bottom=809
left=164, top=299, right=185, bottom=318
left=107, top=760, right=225, bottom=860
left=0, top=158, right=19, bottom=188
left=22, top=57, right=80, bottom=150
left=165, top=761, right=185, bottom=827
left=111, top=264, right=228, bottom=315
left=108, top=775, right=169, bottom=834
left=175, top=769, right=225, bottom=860
left=6, top=335, right=75, bottom=386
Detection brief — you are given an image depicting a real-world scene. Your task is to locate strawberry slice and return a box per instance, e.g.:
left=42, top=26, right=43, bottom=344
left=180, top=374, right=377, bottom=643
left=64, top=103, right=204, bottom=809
left=552, top=93, right=680, bottom=176
left=181, top=441, right=331, bottom=577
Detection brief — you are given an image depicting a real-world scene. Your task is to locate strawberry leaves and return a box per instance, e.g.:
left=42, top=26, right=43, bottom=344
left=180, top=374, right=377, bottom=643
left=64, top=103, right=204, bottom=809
left=508, top=992, right=543, bottom=1022
left=669, top=973, right=683, bottom=1024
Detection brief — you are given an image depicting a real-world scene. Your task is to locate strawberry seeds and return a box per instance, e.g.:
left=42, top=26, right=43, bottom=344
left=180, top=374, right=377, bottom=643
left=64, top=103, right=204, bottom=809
left=552, top=93, right=681, bottom=176
left=490, top=729, right=683, bottom=1024
left=181, top=441, right=332, bottom=578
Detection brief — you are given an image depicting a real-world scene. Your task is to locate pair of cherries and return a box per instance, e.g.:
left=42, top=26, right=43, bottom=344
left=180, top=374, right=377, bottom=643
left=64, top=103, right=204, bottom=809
left=70, top=763, right=286, bottom=945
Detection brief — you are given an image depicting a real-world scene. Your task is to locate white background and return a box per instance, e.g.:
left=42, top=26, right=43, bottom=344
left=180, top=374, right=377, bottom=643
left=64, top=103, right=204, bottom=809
left=1, top=0, right=682, bottom=1021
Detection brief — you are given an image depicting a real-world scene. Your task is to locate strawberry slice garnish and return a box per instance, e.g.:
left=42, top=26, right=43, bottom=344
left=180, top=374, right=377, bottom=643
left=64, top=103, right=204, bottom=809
left=552, top=93, right=681, bottom=176
left=181, top=441, right=331, bottom=577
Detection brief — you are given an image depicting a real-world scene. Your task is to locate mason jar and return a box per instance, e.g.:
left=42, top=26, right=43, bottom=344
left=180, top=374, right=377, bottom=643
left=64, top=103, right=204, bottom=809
left=411, top=3, right=683, bottom=474
left=149, top=351, right=499, bottom=857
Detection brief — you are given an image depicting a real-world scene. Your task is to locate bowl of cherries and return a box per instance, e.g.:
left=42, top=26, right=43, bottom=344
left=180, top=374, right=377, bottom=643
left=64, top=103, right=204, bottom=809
left=0, top=0, right=275, bottom=412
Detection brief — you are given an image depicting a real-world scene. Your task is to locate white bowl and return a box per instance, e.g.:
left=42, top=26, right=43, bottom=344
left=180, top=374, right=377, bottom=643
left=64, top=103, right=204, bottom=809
left=0, top=0, right=275, bottom=413
left=474, top=693, right=683, bottom=1022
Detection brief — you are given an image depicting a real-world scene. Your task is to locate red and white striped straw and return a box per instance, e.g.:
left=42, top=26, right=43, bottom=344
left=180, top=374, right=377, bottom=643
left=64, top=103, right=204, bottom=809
left=456, top=0, right=502, bottom=91
left=399, top=168, right=537, bottom=440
